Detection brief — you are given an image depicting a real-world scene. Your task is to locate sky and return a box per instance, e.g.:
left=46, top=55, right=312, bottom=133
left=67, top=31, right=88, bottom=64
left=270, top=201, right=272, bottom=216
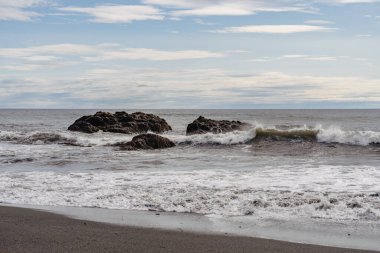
left=0, top=0, right=379, bottom=109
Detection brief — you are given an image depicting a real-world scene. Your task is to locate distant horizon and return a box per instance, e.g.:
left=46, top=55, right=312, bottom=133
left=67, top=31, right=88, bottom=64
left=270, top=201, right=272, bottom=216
left=0, top=0, right=379, bottom=108
left=1, top=107, right=379, bottom=110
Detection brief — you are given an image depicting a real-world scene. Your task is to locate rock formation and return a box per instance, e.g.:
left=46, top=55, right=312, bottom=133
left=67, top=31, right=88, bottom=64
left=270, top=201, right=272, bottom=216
left=116, top=134, right=175, bottom=150
left=186, top=116, right=251, bottom=135
left=68, top=111, right=172, bottom=134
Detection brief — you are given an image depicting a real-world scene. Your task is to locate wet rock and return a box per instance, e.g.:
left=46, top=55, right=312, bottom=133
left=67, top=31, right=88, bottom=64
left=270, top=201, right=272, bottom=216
left=68, top=111, right=172, bottom=134
left=186, top=116, right=251, bottom=135
left=116, top=134, right=175, bottom=150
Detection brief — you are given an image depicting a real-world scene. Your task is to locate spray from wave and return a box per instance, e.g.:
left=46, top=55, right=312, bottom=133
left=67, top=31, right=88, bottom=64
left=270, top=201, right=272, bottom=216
left=1, top=124, right=380, bottom=147
left=0, top=131, right=133, bottom=147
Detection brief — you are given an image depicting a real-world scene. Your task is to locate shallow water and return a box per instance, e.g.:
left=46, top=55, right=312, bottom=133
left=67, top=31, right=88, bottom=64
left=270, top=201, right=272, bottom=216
left=0, top=109, right=380, bottom=222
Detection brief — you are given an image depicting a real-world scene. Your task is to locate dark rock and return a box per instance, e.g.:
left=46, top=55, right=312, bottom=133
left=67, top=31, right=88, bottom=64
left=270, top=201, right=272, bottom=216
left=370, top=142, right=380, bottom=148
left=68, top=111, right=172, bottom=134
left=116, top=134, right=175, bottom=150
left=186, top=116, right=251, bottom=135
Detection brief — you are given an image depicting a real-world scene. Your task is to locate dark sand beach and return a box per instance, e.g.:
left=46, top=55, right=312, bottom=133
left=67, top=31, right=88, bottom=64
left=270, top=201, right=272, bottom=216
left=0, top=206, right=378, bottom=253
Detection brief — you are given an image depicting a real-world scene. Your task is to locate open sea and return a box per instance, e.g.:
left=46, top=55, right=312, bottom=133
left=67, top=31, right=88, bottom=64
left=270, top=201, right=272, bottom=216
left=1, top=109, right=380, bottom=223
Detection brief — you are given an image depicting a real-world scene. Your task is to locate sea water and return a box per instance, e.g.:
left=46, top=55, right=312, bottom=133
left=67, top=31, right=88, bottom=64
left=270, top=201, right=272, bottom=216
left=0, top=109, right=380, bottom=224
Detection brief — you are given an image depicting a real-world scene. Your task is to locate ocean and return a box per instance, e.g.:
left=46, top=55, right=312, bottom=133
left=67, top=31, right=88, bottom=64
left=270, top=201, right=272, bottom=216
left=1, top=109, right=380, bottom=222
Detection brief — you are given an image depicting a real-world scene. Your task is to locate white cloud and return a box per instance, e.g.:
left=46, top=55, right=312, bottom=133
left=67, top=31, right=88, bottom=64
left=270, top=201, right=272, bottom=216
left=282, top=54, right=309, bottom=58
left=305, top=19, right=333, bottom=25
left=250, top=54, right=339, bottom=62
left=0, top=44, right=225, bottom=70
left=0, top=0, right=46, bottom=21
left=282, top=55, right=337, bottom=61
left=143, top=0, right=315, bottom=16
left=329, top=0, right=380, bottom=3
left=172, top=4, right=255, bottom=16
left=141, top=0, right=380, bottom=18
left=1, top=69, right=379, bottom=108
left=0, top=0, right=45, bottom=8
left=249, top=58, right=273, bottom=62
left=60, top=5, right=164, bottom=23
left=307, top=56, right=337, bottom=61
left=214, top=25, right=335, bottom=34
left=82, top=48, right=225, bottom=61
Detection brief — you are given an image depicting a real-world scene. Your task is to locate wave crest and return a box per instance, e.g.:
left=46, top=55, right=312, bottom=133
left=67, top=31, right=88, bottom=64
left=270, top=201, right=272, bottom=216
left=1, top=124, right=380, bottom=147
left=167, top=130, right=255, bottom=145
left=254, top=128, right=318, bottom=142
left=0, top=131, right=133, bottom=147
left=317, top=126, right=380, bottom=146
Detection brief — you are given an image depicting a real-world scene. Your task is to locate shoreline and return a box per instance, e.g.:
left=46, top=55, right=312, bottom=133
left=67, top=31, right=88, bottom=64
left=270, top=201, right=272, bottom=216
left=0, top=205, right=379, bottom=253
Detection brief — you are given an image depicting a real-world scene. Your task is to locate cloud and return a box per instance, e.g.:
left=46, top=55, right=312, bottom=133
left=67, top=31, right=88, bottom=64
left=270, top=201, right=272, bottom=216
left=0, top=0, right=46, bottom=21
left=0, top=43, right=225, bottom=70
left=328, top=0, right=380, bottom=3
left=305, top=19, right=333, bottom=25
left=250, top=54, right=339, bottom=62
left=60, top=5, right=164, bottom=23
left=148, top=0, right=315, bottom=16
left=83, top=48, right=225, bottom=61
left=2, top=0, right=378, bottom=22
left=141, top=0, right=380, bottom=17
left=282, top=55, right=337, bottom=61
left=214, top=25, right=335, bottom=34
left=1, top=69, right=379, bottom=108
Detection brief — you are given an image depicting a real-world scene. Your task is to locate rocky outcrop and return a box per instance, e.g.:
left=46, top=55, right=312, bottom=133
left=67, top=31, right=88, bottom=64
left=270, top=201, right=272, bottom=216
left=186, top=116, right=251, bottom=135
left=68, top=111, right=172, bottom=134
left=116, top=134, right=175, bottom=150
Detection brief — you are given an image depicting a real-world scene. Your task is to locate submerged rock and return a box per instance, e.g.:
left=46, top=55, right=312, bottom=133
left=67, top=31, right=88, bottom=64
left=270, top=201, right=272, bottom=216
left=68, top=111, right=172, bottom=134
left=116, top=134, right=175, bottom=150
left=186, top=116, right=251, bottom=135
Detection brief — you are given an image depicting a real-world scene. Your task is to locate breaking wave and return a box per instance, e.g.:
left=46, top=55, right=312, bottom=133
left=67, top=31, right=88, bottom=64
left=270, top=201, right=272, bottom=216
left=1, top=124, right=380, bottom=147
left=0, top=130, right=133, bottom=147
left=317, top=126, right=380, bottom=146
left=251, top=125, right=380, bottom=146
left=167, top=130, right=256, bottom=145
left=253, top=128, right=318, bottom=142
left=0, top=166, right=379, bottom=220
left=169, top=126, right=380, bottom=147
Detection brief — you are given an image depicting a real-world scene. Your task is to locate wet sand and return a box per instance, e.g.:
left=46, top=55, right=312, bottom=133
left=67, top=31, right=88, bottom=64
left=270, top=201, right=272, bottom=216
left=0, top=206, right=378, bottom=253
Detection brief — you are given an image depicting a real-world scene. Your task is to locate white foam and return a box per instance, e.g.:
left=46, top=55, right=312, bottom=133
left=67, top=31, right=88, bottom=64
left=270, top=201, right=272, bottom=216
left=317, top=126, right=380, bottom=146
left=248, top=124, right=380, bottom=146
left=1, top=165, right=379, bottom=220
left=165, top=130, right=256, bottom=145
left=2, top=123, right=380, bottom=148
left=0, top=130, right=133, bottom=147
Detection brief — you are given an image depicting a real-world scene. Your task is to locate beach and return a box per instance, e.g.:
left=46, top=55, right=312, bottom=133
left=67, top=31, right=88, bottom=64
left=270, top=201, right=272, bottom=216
left=2, top=0, right=380, bottom=251
left=1, top=205, right=378, bottom=253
